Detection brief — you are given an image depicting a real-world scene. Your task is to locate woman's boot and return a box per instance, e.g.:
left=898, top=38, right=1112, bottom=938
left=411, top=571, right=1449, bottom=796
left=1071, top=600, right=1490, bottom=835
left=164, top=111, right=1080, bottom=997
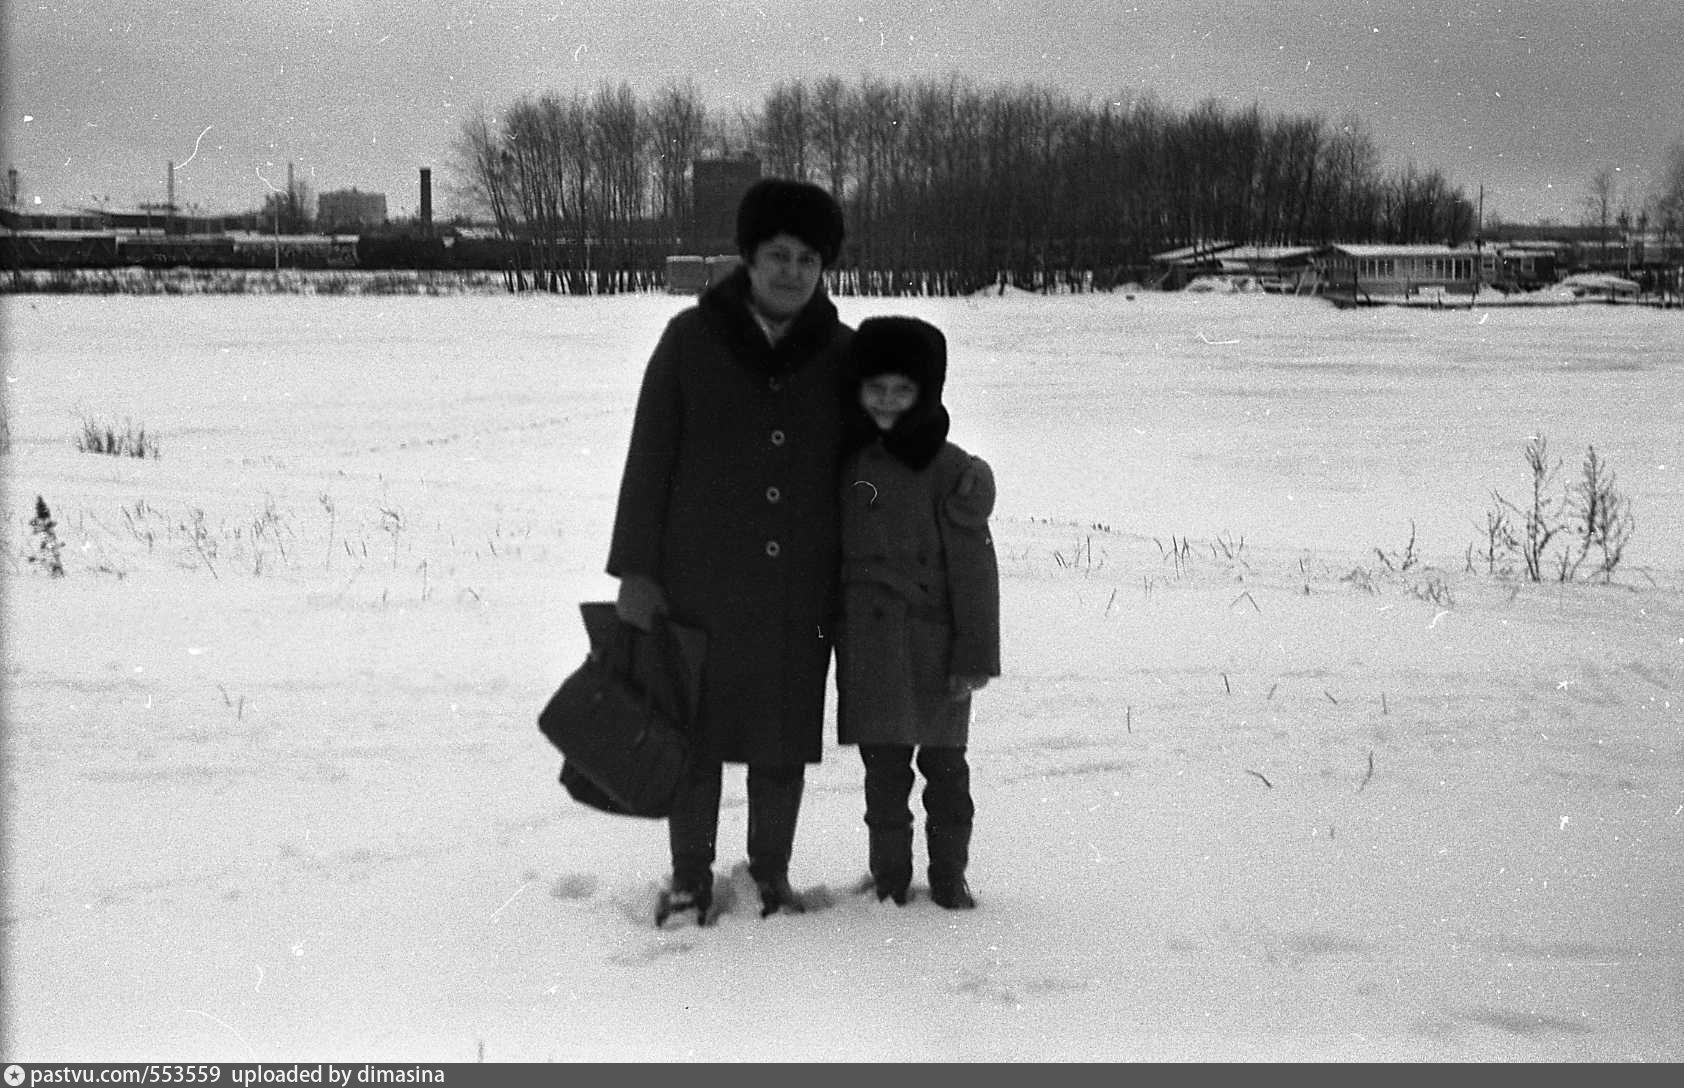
left=748, top=763, right=807, bottom=917
left=656, top=870, right=714, bottom=927
left=660, top=760, right=722, bottom=927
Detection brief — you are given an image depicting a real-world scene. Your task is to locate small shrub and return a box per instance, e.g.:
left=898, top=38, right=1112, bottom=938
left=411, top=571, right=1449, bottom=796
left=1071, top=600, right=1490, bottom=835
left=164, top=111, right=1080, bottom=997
left=1480, top=435, right=1636, bottom=583
left=76, top=416, right=160, bottom=459
left=1500, top=435, right=1565, bottom=582
left=1374, top=520, right=1421, bottom=572
left=380, top=505, right=405, bottom=569
left=1410, top=574, right=1454, bottom=607
left=1211, top=531, right=1249, bottom=570
left=1564, top=445, right=1635, bottom=582
left=1469, top=506, right=1517, bottom=576
left=28, top=495, right=65, bottom=577
left=185, top=507, right=219, bottom=580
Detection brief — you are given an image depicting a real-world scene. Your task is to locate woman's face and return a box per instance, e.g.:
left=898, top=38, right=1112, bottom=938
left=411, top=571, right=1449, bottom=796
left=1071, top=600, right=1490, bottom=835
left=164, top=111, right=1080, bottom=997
left=746, top=233, right=824, bottom=320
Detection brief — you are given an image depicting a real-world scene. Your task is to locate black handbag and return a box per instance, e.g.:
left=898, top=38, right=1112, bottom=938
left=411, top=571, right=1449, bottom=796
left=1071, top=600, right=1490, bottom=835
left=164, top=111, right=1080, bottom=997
left=538, top=602, right=706, bottom=818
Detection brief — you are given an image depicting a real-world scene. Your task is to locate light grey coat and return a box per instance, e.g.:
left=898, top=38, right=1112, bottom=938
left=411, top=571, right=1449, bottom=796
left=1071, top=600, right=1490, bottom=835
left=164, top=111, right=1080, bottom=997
left=835, top=440, right=1000, bottom=747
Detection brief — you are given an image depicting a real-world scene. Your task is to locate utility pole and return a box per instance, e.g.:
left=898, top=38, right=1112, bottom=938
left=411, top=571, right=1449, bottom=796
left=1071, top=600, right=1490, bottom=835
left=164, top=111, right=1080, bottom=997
left=6, top=167, right=18, bottom=290
left=1472, top=184, right=1485, bottom=300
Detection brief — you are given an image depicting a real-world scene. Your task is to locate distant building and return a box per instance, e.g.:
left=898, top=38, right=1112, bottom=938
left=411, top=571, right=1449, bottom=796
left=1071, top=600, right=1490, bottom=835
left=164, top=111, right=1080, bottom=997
left=317, top=188, right=387, bottom=231
left=1493, top=244, right=1562, bottom=289
left=665, top=255, right=708, bottom=295
left=689, top=158, right=760, bottom=254
left=1318, top=244, right=1491, bottom=303
left=1147, top=241, right=1235, bottom=288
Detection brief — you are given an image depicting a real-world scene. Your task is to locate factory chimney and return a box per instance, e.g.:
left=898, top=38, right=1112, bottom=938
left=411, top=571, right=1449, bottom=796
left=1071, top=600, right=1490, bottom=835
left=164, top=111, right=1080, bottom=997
left=419, top=167, right=433, bottom=234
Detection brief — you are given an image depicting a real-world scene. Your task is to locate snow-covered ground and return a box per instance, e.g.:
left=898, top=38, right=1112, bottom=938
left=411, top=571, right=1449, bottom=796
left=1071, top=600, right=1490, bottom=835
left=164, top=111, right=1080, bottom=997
left=3, top=290, right=1681, bottom=1061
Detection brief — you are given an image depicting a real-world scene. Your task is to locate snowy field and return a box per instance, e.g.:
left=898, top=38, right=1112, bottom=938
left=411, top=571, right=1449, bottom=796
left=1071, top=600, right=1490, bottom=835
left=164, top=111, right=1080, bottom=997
left=2, top=290, right=1681, bottom=1062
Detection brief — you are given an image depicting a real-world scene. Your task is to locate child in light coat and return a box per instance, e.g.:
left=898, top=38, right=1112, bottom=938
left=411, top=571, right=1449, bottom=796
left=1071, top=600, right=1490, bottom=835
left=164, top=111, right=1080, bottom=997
left=836, top=316, right=1001, bottom=909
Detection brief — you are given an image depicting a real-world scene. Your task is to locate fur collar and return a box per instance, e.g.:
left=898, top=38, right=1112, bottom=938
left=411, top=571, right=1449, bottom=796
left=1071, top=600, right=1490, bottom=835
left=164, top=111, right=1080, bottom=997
left=698, top=267, right=841, bottom=377
left=844, top=401, right=950, bottom=471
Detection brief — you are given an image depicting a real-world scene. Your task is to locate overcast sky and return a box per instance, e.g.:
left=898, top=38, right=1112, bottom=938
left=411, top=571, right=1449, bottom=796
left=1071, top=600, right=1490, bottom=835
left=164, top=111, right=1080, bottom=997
left=4, top=0, right=1680, bottom=225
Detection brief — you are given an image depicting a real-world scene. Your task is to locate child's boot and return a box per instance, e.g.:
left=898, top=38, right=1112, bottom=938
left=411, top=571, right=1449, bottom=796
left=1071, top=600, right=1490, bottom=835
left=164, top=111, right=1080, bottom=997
left=922, top=751, right=976, bottom=909
left=861, top=745, right=917, bottom=904
left=869, top=827, right=913, bottom=905
left=929, top=876, right=977, bottom=910
left=753, top=872, right=807, bottom=918
left=922, top=747, right=976, bottom=910
left=926, top=821, right=976, bottom=910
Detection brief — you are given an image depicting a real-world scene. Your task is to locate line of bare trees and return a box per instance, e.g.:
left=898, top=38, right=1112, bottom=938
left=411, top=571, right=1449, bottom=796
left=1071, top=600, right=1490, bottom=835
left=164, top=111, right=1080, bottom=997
left=1584, top=141, right=1684, bottom=275
left=452, top=75, right=1477, bottom=295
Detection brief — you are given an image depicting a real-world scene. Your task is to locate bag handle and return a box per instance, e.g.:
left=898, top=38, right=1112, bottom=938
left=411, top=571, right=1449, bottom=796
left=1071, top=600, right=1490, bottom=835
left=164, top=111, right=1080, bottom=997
left=608, top=614, right=695, bottom=728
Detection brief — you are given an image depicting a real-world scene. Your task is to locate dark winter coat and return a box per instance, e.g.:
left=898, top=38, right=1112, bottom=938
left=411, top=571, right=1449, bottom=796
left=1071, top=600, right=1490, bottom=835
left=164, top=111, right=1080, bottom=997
left=836, top=438, right=1001, bottom=747
left=607, top=267, right=851, bottom=765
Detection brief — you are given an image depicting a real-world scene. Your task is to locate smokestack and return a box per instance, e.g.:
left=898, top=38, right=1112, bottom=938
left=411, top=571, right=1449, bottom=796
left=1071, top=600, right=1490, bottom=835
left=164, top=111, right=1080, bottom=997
left=420, top=167, right=433, bottom=233
left=167, top=161, right=175, bottom=233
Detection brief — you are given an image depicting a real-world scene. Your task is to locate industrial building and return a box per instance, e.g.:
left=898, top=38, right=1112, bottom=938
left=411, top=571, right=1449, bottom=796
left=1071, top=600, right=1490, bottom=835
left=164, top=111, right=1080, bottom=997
left=317, top=188, right=389, bottom=231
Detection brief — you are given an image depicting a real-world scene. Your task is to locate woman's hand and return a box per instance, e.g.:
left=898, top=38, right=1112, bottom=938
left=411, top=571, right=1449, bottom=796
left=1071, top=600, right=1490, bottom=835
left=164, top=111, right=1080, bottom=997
left=948, top=674, right=990, bottom=699
left=615, top=574, right=669, bottom=631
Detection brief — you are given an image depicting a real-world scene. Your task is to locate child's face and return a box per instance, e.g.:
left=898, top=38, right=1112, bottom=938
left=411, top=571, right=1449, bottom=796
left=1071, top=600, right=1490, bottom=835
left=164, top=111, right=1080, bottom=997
left=860, top=373, right=920, bottom=431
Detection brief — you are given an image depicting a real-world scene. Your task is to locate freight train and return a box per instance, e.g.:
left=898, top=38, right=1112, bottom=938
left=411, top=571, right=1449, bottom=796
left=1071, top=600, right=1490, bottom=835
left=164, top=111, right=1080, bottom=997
left=0, top=228, right=367, bottom=270
left=0, top=224, right=662, bottom=273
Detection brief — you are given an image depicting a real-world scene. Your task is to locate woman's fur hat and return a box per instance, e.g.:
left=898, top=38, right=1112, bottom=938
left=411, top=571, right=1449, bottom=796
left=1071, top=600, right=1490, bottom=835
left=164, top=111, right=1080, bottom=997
left=736, top=178, right=846, bottom=267
left=844, top=315, right=951, bottom=469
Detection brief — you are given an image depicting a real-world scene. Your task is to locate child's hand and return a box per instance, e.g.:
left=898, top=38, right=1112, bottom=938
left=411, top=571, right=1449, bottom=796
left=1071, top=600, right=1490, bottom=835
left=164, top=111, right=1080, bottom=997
left=948, top=674, right=990, bottom=699
left=944, top=456, right=996, bottom=528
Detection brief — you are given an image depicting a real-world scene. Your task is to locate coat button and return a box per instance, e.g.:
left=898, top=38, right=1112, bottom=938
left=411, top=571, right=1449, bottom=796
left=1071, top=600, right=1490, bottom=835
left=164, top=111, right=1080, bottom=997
left=765, top=486, right=782, bottom=503
left=770, top=429, right=786, bottom=446
left=764, top=540, right=781, bottom=558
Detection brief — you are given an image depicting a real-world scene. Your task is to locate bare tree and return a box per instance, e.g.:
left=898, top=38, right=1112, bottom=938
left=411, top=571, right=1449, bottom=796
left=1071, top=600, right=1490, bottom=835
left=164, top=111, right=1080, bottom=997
left=810, top=76, right=855, bottom=201
left=1649, top=140, right=1684, bottom=294
left=1659, top=140, right=1684, bottom=229
left=648, top=80, right=709, bottom=242
left=590, top=80, right=647, bottom=287
left=850, top=77, right=905, bottom=278
left=759, top=81, right=811, bottom=180
left=1319, top=114, right=1382, bottom=242
left=1586, top=166, right=1617, bottom=264
left=502, top=92, right=578, bottom=291
left=450, top=109, right=516, bottom=237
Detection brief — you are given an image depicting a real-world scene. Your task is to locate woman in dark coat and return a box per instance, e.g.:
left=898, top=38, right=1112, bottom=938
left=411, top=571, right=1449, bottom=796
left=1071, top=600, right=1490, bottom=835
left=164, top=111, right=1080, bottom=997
left=607, top=178, right=849, bottom=926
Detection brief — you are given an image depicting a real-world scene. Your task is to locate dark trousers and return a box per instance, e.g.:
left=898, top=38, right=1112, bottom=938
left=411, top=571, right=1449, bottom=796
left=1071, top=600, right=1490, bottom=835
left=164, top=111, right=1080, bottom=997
left=859, top=745, right=974, bottom=885
left=668, top=759, right=805, bottom=888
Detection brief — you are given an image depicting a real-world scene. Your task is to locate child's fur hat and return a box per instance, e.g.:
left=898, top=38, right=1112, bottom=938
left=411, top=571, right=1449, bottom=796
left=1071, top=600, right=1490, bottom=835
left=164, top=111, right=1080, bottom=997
left=736, top=179, right=846, bottom=267
left=848, top=315, right=947, bottom=396
left=844, top=315, right=950, bottom=468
